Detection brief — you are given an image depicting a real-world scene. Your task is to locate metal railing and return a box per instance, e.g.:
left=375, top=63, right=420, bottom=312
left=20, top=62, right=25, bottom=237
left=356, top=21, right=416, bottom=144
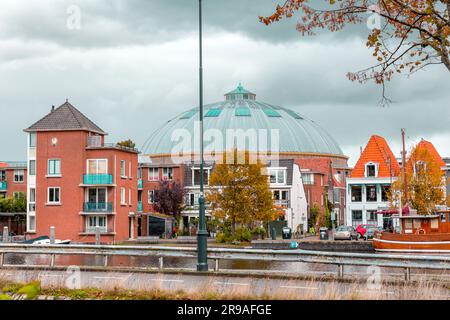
left=83, top=174, right=113, bottom=185
left=83, top=202, right=113, bottom=213
left=0, top=244, right=449, bottom=281
left=137, top=202, right=143, bottom=212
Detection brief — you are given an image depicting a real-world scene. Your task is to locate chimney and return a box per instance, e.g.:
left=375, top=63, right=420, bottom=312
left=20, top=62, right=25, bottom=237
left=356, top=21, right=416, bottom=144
left=360, top=146, right=363, bottom=155
left=51, top=105, right=55, bottom=112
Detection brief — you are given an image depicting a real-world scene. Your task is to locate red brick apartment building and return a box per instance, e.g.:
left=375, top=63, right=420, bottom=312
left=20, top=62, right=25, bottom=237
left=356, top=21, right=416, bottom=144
left=137, top=162, right=184, bottom=237
left=23, top=102, right=139, bottom=243
left=0, top=161, right=27, bottom=235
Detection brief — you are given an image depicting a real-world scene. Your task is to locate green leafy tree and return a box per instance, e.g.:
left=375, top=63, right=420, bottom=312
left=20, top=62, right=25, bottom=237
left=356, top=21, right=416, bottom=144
left=116, top=139, right=136, bottom=149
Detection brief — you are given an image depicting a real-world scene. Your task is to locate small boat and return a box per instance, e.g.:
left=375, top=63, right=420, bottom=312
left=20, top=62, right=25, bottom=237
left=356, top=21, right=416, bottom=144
left=20, top=236, right=71, bottom=245
left=373, top=210, right=450, bottom=253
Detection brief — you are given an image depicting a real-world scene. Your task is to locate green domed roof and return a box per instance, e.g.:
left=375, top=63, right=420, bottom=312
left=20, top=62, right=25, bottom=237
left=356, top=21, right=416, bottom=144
left=142, top=85, right=344, bottom=157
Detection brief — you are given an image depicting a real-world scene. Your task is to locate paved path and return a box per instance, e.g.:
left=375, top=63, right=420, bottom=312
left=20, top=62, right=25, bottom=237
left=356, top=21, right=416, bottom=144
left=1, top=268, right=449, bottom=299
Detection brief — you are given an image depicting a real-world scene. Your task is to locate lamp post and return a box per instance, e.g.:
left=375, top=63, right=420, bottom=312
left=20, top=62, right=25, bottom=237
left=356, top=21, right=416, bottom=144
left=197, top=0, right=208, bottom=272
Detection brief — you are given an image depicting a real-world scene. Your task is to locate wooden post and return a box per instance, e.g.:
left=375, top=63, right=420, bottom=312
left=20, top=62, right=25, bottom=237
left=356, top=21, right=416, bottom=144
left=2, top=226, right=9, bottom=243
left=50, top=254, right=55, bottom=267
left=50, top=226, right=55, bottom=244
left=0, top=253, right=3, bottom=266
left=405, top=267, right=411, bottom=281
left=159, top=256, right=164, bottom=270
left=104, top=255, right=109, bottom=267
left=214, top=259, right=219, bottom=272
left=338, top=264, right=344, bottom=278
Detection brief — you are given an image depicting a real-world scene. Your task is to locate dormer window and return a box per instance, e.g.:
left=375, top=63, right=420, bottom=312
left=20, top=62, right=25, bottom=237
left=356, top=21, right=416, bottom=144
left=414, top=160, right=426, bottom=175
left=365, top=163, right=378, bottom=177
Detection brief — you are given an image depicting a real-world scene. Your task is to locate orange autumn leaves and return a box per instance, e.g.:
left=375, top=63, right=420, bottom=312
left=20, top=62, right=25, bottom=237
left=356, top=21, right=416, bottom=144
left=260, top=1, right=450, bottom=85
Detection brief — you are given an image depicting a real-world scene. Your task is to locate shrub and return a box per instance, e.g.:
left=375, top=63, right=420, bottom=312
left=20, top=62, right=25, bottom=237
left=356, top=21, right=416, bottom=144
left=215, top=232, right=233, bottom=243
left=235, top=226, right=252, bottom=242
left=251, top=227, right=266, bottom=239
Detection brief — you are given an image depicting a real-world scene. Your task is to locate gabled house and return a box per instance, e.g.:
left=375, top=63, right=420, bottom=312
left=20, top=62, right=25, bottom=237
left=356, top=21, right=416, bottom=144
left=346, top=135, right=400, bottom=228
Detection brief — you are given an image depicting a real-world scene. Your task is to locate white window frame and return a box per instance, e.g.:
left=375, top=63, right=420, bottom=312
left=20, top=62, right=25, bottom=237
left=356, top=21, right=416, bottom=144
left=120, top=187, right=126, bottom=205
left=302, top=173, right=314, bottom=185
left=47, top=159, right=61, bottom=176
left=365, top=162, right=378, bottom=178
left=129, top=189, right=132, bottom=205
left=121, top=160, right=126, bottom=178
left=148, top=190, right=155, bottom=204
left=191, top=168, right=210, bottom=186
left=162, top=167, right=174, bottom=180
left=148, top=168, right=159, bottom=181
left=14, top=169, right=24, bottom=182
left=29, top=160, right=36, bottom=176
left=29, top=188, right=36, bottom=212
left=129, top=162, right=132, bottom=179
left=86, top=216, right=107, bottom=233
left=47, top=187, right=61, bottom=204
left=29, top=133, right=37, bottom=148
left=268, top=168, right=286, bottom=185
left=87, top=159, right=108, bottom=174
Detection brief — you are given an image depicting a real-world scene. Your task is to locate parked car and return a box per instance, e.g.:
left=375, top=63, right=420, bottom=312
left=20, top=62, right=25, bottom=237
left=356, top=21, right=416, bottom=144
left=363, top=226, right=383, bottom=241
left=355, top=224, right=377, bottom=240
left=334, top=226, right=357, bottom=240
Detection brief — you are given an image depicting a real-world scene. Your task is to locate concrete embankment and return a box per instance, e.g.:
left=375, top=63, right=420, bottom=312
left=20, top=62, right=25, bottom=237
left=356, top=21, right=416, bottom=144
left=252, top=239, right=374, bottom=252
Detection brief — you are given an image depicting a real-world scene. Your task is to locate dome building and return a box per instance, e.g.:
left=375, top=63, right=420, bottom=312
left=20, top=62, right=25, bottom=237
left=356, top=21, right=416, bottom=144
left=142, top=84, right=347, bottom=167
left=138, top=85, right=350, bottom=237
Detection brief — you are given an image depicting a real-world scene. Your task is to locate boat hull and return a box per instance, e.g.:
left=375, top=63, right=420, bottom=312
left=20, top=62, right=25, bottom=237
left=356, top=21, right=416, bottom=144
left=373, top=232, right=450, bottom=253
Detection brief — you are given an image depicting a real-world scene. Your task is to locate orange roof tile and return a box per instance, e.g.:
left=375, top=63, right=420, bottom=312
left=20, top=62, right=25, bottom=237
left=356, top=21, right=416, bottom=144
left=350, top=135, right=400, bottom=178
left=407, top=139, right=446, bottom=168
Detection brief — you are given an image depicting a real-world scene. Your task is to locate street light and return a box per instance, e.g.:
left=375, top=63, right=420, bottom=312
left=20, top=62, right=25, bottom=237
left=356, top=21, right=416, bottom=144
left=197, top=0, right=208, bottom=272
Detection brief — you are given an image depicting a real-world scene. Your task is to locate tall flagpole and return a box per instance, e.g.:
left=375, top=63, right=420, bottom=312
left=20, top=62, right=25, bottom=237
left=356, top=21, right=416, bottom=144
left=197, top=0, right=208, bottom=272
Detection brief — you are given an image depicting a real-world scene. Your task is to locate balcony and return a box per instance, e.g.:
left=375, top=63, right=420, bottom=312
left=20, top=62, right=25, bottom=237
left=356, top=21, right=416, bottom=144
left=138, top=201, right=143, bottom=212
left=138, top=179, right=143, bottom=189
left=0, top=181, right=6, bottom=191
left=83, top=202, right=113, bottom=213
left=274, top=200, right=290, bottom=207
left=83, top=174, right=113, bottom=185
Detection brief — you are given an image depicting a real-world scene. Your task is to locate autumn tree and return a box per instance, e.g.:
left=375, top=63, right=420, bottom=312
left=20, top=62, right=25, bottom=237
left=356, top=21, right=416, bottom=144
left=116, top=139, right=136, bottom=149
left=206, top=150, right=278, bottom=235
left=153, top=180, right=185, bottom=221
left=260, top=1, right=450, bottom=104
left=389, top=145, right=445, bottom=213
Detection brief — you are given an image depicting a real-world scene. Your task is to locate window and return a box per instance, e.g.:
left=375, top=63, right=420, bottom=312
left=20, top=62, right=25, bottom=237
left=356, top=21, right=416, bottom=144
left=302, top=173, right=314, bottom=185
left=87, top=159, right=107, bottom=174
left=273, top=190, right=289, bottom=206
left=87, top=188, right=106, bottom=204
left=48, top=159, right=61, bottom=176
left=381, top=185, right=390, bottom=202
left=352, top=210, right=363, bottom=228
left=86, top=216, right=107, bottom=233
left=148, top=190, right=155, bottom=204
left=28, top=216, right=36, bottom=232
left=0, top=170, right=5, bottom=181
left=14, top=170, right=24, bottom=182
left=351, top=185, right=362, bottom=202
left=129, top=162, right=132, bottom=178
left=404, top=219, right=413, bottom=229
left=29, top=188, right=36, bottom=212
left=148, top=168, right=159, bottom=181
left=137, top=168, right=142, bottom=179
left=121, top=160, right=126, bottom=177
left=193, top=168, right=209, bottom=186
left=414, top=161, right=426, bottom=176
left=185, top=193, right=199, bottom=208
left=120, top=188, right=126, bottom=204
left=431, top=218, right=439, bottom=229
left=29, top=133, right=36, bottom=148
left=268, top=169, right=286, bottom=184
left=365, top=163, right=377, bottom=177
left=48, top=187, right=60, bottom=204
left=29, top=160, right=36, bottom=176
left=366, top=210, right=377, bottom=224
left=163, top=168, right=174, bottom=180
left=441, top=213, right=447, bottom=223
left=129, top=189, right=132, bottom=205
left=366, top=185, right=377, bottom=202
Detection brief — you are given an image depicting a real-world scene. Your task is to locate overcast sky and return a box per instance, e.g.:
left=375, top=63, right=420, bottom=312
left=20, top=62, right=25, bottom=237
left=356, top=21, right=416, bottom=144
left=0, top=0, right=449, bottom=166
